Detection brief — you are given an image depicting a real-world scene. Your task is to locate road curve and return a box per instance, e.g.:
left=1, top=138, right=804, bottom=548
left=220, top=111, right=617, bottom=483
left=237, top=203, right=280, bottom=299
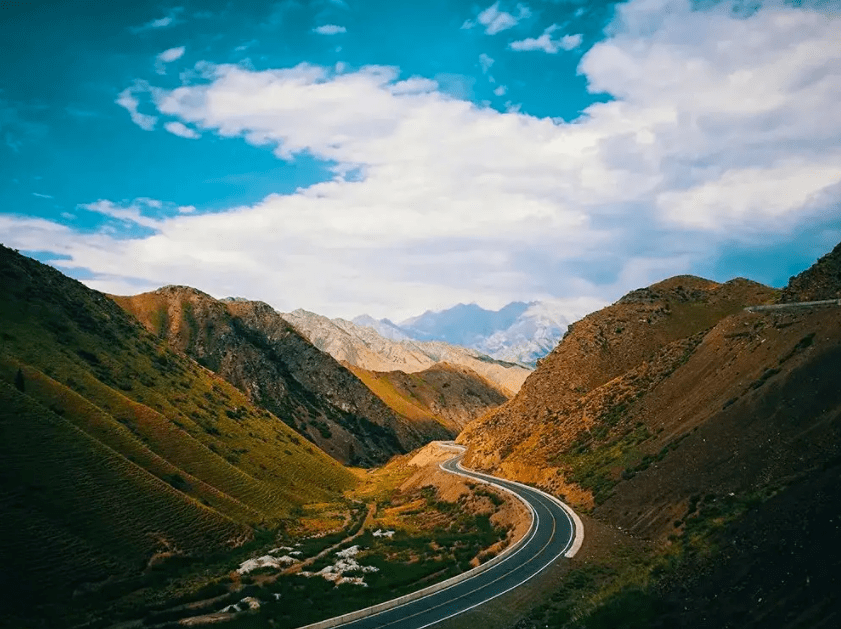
left=300, top=443, right=583, bottom=629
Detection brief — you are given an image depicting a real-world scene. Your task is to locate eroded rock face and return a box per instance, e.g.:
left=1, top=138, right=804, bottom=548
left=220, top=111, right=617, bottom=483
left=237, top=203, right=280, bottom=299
left=113, top=288, right=452, bottom=466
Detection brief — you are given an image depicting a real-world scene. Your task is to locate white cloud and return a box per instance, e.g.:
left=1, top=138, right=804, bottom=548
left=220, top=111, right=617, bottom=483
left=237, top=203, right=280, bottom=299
left=8, top=0, right=841, bottom=321
left=158, top=46, right=186, bottom=63
left=510, top=25, right=582, bottom=53
left=32, top=192, right=53, bottom=199
left=479, top=53, right=495, bottom=74
left=164, top=120, right=201, bottom=139
left=79, top=198, right=163, bottom=229
left=132, top=7, right=184, bottom=32
left=115, top=82, right=157, bottom=131
left=464, top=2, right=532, bottom=35
left=313, top=24, right=347, bottom=35
left=494, top=85, right=507, bottom=96
left=155, top=46, right=186, bottom=74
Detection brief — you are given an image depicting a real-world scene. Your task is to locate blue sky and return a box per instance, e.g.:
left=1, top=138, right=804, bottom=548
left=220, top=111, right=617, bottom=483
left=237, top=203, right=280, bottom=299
left=1, top=0, right=840, bottom=320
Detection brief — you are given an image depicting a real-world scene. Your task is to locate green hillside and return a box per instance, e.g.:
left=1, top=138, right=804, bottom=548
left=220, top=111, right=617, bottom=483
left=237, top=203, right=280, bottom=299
left=0, top=245, right=355, bottom=621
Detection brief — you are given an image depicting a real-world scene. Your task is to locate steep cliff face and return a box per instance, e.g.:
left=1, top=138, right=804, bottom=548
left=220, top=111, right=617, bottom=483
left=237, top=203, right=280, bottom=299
left=114, top=288, right=453, bottom=466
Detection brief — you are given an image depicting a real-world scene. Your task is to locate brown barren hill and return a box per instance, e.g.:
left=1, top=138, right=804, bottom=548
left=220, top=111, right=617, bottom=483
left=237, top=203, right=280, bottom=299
left=501, top=244, right=841, bottom=629
left=459, top=275, right=775, bottom=474
left=113, top=287, right=453, bottom=466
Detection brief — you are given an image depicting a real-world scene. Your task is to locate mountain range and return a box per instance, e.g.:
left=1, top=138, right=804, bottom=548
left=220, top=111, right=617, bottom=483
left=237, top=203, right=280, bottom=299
left=353, top=300, right=577, bottom=367
left=280, top=309, right=532, bottom=396
left=113, top=289, right=509, bottom=466
left=3, top=239, right=841, bottom=629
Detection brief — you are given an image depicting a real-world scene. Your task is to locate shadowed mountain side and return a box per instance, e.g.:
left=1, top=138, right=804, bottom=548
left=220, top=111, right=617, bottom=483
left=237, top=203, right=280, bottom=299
left=113, top=288, right=453, bottom=466
left=345, top=362, right=509, bottom=433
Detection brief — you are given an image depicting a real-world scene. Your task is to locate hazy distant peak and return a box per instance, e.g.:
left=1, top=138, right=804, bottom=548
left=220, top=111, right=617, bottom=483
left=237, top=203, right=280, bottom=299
left=352, top=314, right=410, bottom=341
left=281, top=308, right=531, bottom=395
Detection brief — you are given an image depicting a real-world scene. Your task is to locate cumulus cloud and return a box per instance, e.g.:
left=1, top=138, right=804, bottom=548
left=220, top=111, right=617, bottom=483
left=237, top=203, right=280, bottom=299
left=463, top=2, right=532, bottom=35
left=115, top=82, right=157, bottom=131
left=510, top=25, right=582, bottom=52
left=164, top=120, right=200, bottom=139
left=479, top=53, right=495, bottom=74
left=155, top=46, right=186, bottom=74
left=7, top=0, right=841, bottom=320
left=313, top=24, right=347, bottom=34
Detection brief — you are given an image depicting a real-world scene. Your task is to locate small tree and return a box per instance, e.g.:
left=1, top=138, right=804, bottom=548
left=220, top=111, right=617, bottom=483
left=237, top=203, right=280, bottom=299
left=15, top=368, right=25, bottom=393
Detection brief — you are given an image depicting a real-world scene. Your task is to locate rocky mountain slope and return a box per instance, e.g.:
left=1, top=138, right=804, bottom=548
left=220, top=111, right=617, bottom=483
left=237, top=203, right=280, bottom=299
left=281, top=308, right=531, bottom=396
left=0, top=245, right=355, bottom=622
left=114, top=289, right=456, bottom=466
left=459, top=275, right=777, bottom=479
left=457, top=247, right=841, bottom=628
left=780, top=239, right=841, bottom=302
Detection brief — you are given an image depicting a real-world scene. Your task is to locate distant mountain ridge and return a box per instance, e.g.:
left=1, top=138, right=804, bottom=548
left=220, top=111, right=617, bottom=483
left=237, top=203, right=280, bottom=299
left=354, top=300, right=574, bottom=367
left=281, top=309, right=531, bottom=396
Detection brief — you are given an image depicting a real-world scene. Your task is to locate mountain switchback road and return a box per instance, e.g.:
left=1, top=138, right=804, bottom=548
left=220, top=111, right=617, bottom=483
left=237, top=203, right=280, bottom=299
left=302, top=444, right=582, bottom=629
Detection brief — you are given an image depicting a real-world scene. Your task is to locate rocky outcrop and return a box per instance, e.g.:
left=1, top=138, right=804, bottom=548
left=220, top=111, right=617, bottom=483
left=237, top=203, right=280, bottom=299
left=780, top=240, right=841, bottom=302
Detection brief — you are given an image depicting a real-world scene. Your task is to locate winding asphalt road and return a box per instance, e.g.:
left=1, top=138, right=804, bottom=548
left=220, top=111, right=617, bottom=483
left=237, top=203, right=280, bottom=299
left=302, top=444, right=582, bottom=629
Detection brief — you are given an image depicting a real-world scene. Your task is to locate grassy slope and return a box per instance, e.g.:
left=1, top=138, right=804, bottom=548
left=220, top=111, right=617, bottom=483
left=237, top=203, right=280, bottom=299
left=0, top=246, right=354, bottom=613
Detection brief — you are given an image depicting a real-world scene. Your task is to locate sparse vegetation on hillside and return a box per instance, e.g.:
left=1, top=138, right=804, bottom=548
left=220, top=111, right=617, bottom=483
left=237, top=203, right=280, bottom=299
left=463, top=245, right=841, bottom=628
left=0, top=245, right=355, bottom=627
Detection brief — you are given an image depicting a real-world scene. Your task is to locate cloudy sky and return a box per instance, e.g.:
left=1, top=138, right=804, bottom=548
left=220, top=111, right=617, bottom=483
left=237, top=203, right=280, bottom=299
left=1, top=0, right=840, bottom=321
